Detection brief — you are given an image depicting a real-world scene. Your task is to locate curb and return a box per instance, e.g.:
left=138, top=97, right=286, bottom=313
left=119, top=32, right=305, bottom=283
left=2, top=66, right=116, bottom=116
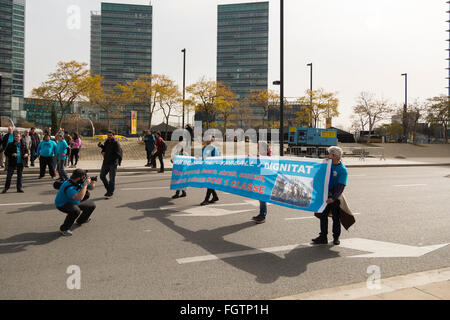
left=1, top=163, right=449, bottom=175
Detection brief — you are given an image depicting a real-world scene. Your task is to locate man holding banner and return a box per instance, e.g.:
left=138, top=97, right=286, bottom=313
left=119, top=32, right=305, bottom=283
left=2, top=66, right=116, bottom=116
left=311, top=146, right=348, bottom=246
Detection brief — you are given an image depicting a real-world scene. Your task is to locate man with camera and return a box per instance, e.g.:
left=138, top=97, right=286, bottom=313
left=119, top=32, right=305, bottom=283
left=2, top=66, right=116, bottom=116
left=55, top=169, right=96, bottom=237
left=99, top=131, right=122, bottom=198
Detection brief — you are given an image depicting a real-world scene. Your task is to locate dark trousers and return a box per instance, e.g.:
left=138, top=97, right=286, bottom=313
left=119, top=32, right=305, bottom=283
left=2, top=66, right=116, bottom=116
left=39, top=156, right=55, bottom=177
left=4, top=164, right=23, bottom=190
left=65, top=149, right=71, bottom=166
left=152, top=150, right=164, bottom=171
left=146, top=148, right=156, bottom=166
left=30, top=146, right=37, bottom=165
left=100, top=163, right=117, bottom=195
left=205, top=189, right=218, bottom=201
left=57, top=200, right=96, bottom=231
left=319, top=200, right=341, bottom=238
left=70, top=149, right=80, bottom=166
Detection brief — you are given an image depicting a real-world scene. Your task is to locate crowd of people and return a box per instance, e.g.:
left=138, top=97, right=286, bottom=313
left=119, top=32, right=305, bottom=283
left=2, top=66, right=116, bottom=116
left=1, top=127, right=349, bottom=244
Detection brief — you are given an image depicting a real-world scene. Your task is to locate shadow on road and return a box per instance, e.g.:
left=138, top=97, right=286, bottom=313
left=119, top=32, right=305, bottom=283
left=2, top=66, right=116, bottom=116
left=129, top=208, right=341, bottom=284
left=118, top=197, right=175, bottom=216
left=3, top=203, right=56, bottom=214
left=0, top=232, right=60, bottom=254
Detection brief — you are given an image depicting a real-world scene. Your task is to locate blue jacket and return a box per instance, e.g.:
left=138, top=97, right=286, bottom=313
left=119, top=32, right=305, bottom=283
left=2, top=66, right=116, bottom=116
left=56, top=140, right=69, bottom=161
left=37, top=140, right=57, bottom=157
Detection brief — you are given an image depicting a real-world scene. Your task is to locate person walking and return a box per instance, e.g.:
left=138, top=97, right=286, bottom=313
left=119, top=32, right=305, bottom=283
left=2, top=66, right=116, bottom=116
left=311, top=146, right=348, bottom=246
left=143, top=130, right=156, bottom=167
left=69, top=132, right=82, bottom=168
left=29, top=127, right=40, bottom=167
left=21, top=130, right=32, bottom=168
left=2, top=127, right=14, bottom=171
left=252, top=141, right=272, bottom=224
left=99, top=131, right=122, bottom=198
left=55, top=134, right=70, bottom=181
left=36, top=134, right=57, bottom=179
left=55, top=169, right=96, bottom=237
left=64, top=131, right=72, bottom=167
left=151, top=131, right=166, bottom=173
left=2, top=132, right=28, bottom=193
left=171, top=137, right=188, bottom=199
left=200, top=137, right=220, bottom=206
left=0, top=132, right=4, bottom=168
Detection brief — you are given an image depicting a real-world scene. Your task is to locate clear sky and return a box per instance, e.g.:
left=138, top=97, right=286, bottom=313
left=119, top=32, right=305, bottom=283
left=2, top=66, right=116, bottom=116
left=24, top=0, right=447, bottom=130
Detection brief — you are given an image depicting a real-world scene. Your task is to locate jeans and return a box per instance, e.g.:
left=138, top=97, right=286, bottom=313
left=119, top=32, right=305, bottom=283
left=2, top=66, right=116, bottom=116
left=30, top=146, right=37, bottom=165
left=70, top=149, right=80, bottom=166
left=57, top=159, right=68, bottom=180
left=4, top=164, right=23, bottom=190
left=259, top=201, right=267, bottom=218
left=319, top=200, right=341, bottom=238
left=57, top=200, right=96, bottom=231
left=39, top=156, right=55, bottom=178
left=100, top=163, right=117, bottom=195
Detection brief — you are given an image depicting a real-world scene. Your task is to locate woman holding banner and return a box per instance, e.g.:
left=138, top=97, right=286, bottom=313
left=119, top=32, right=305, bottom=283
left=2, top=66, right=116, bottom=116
left=252, top=141, right=272, bottom=224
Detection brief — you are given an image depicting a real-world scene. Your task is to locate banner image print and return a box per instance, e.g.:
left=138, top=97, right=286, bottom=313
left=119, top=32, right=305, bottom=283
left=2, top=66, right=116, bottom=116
left=171, top=156, right=332, bottom=213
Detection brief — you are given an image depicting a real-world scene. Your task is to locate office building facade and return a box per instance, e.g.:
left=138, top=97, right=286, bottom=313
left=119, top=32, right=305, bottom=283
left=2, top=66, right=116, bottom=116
left=0, top=0, right=25, bottom=124
left=217, top=1, right=269, bottom=122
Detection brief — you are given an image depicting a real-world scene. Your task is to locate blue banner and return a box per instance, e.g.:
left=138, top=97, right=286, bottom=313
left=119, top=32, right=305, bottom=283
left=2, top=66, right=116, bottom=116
left=171, top=156, right=332, bottom=213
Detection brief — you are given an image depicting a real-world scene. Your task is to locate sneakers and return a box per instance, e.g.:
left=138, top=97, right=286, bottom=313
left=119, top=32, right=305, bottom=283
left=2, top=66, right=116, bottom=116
left=311, top=236, right=328, bottom=245
left=172, top=191, right=180, bottom=199
left=333, top=238, right=340, bottom=245
left=180, top=191, right=187, bottom=198
left=17, top=189, right=24, bottom=193
left=59, top=229, right=73, bottom=237
left=252, top=216, right=266, bottom=224
left=105, top=193, right=113, bottom=198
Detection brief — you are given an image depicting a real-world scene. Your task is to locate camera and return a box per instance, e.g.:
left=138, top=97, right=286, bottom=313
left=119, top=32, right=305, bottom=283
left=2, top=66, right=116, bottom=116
left=90, top=176, right=98, bottom=182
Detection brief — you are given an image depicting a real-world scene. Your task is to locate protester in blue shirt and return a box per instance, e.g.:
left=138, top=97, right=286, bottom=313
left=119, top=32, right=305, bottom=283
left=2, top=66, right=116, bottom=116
left=200, top=136, right=220, bottom=206
left=2, top=132, right=28, bottom=193
left=55, top=169, right=96, bottom=236
left=55, top=134, right=69, bottom=180
left=36, top=134, right=57, bottom=179
left=312, top=146, right=348, bottom=246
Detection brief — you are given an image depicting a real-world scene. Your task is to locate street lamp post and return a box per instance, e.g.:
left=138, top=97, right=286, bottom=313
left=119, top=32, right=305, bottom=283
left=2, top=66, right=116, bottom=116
left=279, top=0, right=284, bottom=156
left=182, top=48, right=186, bottom=129
left=401, top=73, right=408, bottom=141
left=307, top=63, right=313, bottom=127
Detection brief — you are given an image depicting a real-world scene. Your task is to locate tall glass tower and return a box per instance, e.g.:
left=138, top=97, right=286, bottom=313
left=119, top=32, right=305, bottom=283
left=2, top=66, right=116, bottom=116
left=0, top=0, right=25, bottom=123
left=91, top=2, right=152, bottom=90
left=217, top=2, right=269, bottom=121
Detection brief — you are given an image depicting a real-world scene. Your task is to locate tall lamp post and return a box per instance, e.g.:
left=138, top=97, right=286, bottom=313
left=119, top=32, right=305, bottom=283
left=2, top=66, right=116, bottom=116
left=279, top=0, right=284, bottom=156
left=181, top=48, right=186, bottom=129
left=401, top=73, right=408, bottom=142
left=307, top=63, right=313, bottom=127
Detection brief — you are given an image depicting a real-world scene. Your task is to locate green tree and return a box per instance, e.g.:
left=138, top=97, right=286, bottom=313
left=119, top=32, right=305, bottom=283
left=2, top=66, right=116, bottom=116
left=426, top=95, right=449, bottom=144
left=296, top=88, right=339, bottom=128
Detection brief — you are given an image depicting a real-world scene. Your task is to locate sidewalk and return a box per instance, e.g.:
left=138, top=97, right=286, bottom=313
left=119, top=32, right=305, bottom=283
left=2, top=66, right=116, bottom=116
left=1, top=156, right=449, bottom=175
left=276, top=267, right=450, bottom=300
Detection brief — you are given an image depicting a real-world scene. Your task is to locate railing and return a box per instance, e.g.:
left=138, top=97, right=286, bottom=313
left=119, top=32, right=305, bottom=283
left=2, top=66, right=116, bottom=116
left=341, top=146, right=386, bottom=161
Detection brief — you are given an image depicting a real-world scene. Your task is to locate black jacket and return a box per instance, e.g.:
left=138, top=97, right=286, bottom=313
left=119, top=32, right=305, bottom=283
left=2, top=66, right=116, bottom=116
left=101, top=139, right=123, bottom=166
left=5, top=141, right=28, bottom=167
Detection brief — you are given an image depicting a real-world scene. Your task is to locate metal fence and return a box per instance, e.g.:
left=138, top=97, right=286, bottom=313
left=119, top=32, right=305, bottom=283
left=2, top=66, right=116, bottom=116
left=341, top=146, right=386, bottom=161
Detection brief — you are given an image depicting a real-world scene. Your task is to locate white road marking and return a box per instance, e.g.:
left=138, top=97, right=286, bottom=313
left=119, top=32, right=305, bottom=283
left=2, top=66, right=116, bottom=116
left=0, top=241, right=36, bottom=247
left=393, top=184, right=428, bottom=187
left=177, top=238, right=448, bottom=263
left=0, top=202, right=43, bottom=207
left=121, top=187, right=169, bottom=191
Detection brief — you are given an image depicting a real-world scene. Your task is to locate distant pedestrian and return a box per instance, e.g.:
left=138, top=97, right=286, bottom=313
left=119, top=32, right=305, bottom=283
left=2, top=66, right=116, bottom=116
left=55, top=169, right=97, bottom=237
left=311, top=146, right=348, bottom=246
left=37, top=134, right=57, bottom=179
left=143, top=130, right=156, bottom=167
left=200, top=137, right=220, bottom=206
left=2, top=132, right=28, bottom=193
left=0, top=132, right=4, bottom=168
left=99, top=131, right=123, bottom=198
left=22, top=130, right=32, bottom=168
left=69, top=132, right=82, bottom=168
left=56, top=134, right=70, bottom=180
left=29, top=127, right=40, bottom=167
left=1, top=127, right=14, bottom=171
left=152, top=131, right=166, bottom=173
left=64, top=131, right=72, bottom=167
left=252, top=141, right=272, bottom=224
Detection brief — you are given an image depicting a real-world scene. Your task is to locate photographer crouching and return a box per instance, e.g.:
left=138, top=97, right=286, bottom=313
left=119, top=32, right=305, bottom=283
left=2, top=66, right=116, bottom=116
left=55, top=169, right=97, bottom=237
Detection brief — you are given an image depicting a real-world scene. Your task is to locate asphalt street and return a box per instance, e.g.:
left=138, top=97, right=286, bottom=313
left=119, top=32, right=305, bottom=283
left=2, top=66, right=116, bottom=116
left=0, top=166, right=449, bottom=299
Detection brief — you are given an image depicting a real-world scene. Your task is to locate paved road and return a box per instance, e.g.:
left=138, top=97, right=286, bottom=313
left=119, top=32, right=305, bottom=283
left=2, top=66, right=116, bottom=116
left=0, top=166, right=449, bottom=299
